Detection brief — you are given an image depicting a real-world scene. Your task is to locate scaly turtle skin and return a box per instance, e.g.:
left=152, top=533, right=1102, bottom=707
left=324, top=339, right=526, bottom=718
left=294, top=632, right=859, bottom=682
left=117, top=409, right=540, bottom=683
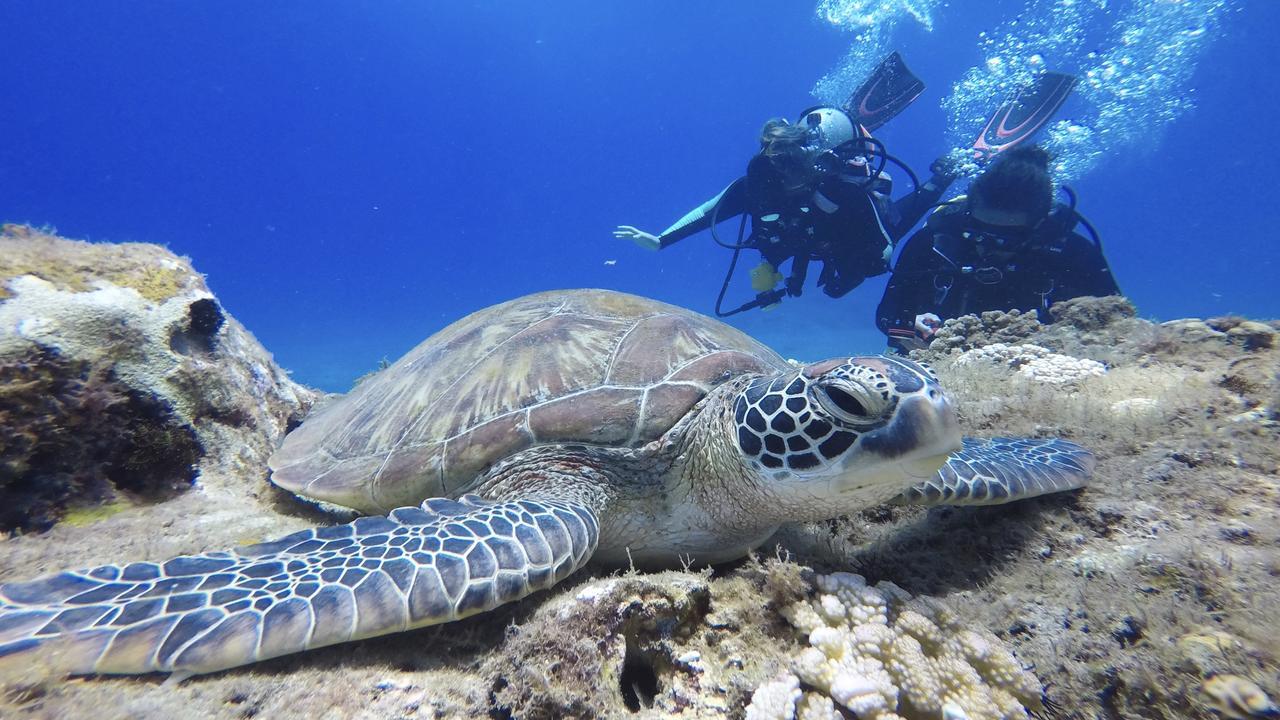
left=0, top=289, right=1094, bottom=679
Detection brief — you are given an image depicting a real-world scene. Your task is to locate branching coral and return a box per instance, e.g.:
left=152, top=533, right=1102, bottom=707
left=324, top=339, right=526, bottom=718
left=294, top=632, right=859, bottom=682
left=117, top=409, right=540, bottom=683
left=747, top=572, right=1044, bottom=720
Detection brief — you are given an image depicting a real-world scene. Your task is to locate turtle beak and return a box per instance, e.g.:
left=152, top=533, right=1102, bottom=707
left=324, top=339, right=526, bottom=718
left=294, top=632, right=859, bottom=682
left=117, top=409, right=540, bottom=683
left=834, top=386, right=961, bottom=495
left=901, top=388, right=962, bottom=478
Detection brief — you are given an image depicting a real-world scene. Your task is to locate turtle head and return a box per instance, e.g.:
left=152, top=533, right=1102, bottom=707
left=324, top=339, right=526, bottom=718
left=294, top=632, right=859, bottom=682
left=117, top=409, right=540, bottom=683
left=731, top=355, right=961, bottom=517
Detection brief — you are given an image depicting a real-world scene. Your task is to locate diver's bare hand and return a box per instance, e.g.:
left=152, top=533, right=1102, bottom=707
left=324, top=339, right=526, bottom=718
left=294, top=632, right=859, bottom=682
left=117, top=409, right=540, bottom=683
left=914, top=313, right=942, bottom=339
left=613, top=225, right=661, bottom=251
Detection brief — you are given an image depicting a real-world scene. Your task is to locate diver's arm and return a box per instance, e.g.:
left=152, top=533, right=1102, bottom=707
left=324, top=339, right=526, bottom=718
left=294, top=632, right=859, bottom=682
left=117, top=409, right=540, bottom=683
left=653, top=179, right=748, bottom=249
left=612, top=180, right=746, bottom=251
left=613, top=226, right=661, bottom=250
left=875, top=228, right=937, bottom=336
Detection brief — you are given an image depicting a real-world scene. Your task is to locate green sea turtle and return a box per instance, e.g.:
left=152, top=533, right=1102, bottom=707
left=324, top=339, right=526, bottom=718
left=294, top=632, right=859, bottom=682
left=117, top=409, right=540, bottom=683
left=0, top=289, right=1093, bottom=679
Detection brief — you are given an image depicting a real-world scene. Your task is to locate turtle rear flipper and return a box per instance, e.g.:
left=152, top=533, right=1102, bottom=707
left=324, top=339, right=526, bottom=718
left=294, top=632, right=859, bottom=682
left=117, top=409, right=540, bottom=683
left=891, top=437, right=1095, bottom=506
left=0, top=496, right=598, bottom=678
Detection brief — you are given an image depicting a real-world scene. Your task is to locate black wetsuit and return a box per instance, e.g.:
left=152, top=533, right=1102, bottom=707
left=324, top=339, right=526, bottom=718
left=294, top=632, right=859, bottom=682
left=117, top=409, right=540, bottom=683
left=656, top=146, right=952, bottom=299
left=876, top=200, right=1121, bottom=338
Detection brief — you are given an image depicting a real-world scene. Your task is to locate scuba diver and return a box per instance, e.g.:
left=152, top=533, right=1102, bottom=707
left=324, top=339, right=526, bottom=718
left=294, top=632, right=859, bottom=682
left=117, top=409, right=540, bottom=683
left=876, top=144, right=1121, bottom=352
left=614, top=53, right=956, bottom=316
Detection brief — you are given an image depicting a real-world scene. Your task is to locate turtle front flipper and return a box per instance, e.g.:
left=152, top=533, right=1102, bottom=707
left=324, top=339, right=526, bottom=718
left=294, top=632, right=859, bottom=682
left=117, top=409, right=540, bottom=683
left=891, top=437, right=1095, bottom=506
left=0, top=496, right=598, bottom=678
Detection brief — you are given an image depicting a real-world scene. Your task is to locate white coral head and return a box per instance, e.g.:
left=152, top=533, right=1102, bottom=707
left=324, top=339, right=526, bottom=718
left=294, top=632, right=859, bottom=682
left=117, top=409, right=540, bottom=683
left=744, top=673, right=802, bottom=720
left=829, top=674, right=888, bottom=715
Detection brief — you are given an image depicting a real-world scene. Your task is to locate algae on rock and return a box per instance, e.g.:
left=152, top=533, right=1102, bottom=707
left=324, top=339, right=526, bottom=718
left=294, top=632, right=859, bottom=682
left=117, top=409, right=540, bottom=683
left=0, top=346, right=200, bottom=532
left=0, top=224, right=200, bottom=303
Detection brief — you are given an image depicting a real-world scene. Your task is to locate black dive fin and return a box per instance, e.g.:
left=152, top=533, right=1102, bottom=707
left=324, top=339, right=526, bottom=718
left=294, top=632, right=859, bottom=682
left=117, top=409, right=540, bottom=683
left=972, top=71, right=1077, bottom=159
left=843, top=51, right=926, bottom=132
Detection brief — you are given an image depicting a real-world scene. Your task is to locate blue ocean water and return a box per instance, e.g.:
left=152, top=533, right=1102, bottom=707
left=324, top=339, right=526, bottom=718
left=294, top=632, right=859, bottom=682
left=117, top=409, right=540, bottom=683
left=1, top=1, right=1275, bottom=391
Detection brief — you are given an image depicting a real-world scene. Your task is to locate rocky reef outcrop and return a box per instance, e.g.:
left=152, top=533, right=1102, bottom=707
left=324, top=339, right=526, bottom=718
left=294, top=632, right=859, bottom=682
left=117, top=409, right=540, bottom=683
left=0, top=225, right=318, bottom=532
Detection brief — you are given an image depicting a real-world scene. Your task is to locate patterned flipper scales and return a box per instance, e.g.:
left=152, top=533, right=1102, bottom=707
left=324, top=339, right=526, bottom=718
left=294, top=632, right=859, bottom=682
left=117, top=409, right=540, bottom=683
left=0, top=496, right=598, bottom=678
left=892, top=437, right=1095, bottom=506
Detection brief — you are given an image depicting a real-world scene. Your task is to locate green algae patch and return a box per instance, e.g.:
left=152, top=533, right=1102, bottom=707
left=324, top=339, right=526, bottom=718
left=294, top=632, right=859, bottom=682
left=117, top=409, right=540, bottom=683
left=0, top=224, right=203, bottom=303
left=60, top=499, right=133, bottom=528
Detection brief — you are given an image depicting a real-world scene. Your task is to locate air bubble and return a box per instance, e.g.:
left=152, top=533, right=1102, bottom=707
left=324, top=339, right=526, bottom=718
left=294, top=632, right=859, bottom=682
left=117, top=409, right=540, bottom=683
left=943, top=0, right=1235, bottom=182
left=811, top=0, right=943, bottom=104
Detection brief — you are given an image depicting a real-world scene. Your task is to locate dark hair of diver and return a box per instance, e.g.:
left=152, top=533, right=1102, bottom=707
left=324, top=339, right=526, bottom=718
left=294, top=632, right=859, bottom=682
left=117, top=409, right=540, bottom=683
left=759, top=118, right=818, bottom=188
left=968, top=144, right=1054, bottom=221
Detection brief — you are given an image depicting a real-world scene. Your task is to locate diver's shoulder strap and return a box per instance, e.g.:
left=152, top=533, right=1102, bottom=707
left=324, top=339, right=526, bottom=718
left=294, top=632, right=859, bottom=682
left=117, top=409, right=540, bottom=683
left=925, top=196, right=967, bottom=230
left=1029, top=201, right=1080, bottom=254
left=1045, top=200, right=1079, bottom=233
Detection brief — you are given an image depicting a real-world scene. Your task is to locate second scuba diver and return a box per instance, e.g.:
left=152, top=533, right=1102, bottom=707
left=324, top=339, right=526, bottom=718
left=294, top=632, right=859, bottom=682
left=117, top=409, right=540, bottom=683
left=876, top=145, right=1122, bottom=352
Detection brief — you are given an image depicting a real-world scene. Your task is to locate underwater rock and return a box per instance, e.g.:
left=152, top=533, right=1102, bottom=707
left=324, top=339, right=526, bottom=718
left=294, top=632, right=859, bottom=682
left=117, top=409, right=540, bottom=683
left=920, top=296, right=1152, bottom=366
left=917, top=296, right=1278, bottom=376
left=1161, top=318, right=1228, bottom=344
left=1110, top=396, right=1163, bottom=420
left=1146, top=317, right=1280, bottom=365
left=1219, top=320, right=1278, bottom=352
left=921, top=296, right=1141, bottom=358
left=1177, top=630, right=1249, bottom=676
left=1200, top=674, right=1280, bottom=720
left=0, top=226, right=318, bottom=531
left=1048, top=295, right=1138, bottom=331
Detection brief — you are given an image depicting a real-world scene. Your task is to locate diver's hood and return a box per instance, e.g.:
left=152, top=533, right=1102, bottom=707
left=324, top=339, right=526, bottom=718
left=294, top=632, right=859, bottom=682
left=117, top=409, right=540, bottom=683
left=796, top=106, right=856, bottom=154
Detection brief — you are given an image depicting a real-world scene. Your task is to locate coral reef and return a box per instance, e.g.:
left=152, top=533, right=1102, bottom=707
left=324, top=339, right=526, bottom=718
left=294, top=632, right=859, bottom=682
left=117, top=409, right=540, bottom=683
left=916, top=295, right=1280, bottom=373
left=0, top=228, right=318, bottom=530
left=747, top=572, right=1042, bottom=720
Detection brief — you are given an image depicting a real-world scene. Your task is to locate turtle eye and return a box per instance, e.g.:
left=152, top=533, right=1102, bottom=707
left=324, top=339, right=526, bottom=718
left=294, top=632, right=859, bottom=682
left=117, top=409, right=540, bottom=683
left=813, top=381, right=884, bottom=425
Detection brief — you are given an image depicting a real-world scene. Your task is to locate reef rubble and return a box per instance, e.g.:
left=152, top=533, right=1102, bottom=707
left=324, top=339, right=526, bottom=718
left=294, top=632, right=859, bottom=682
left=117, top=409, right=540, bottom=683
left=0, top=233, right=1276, bottom=719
